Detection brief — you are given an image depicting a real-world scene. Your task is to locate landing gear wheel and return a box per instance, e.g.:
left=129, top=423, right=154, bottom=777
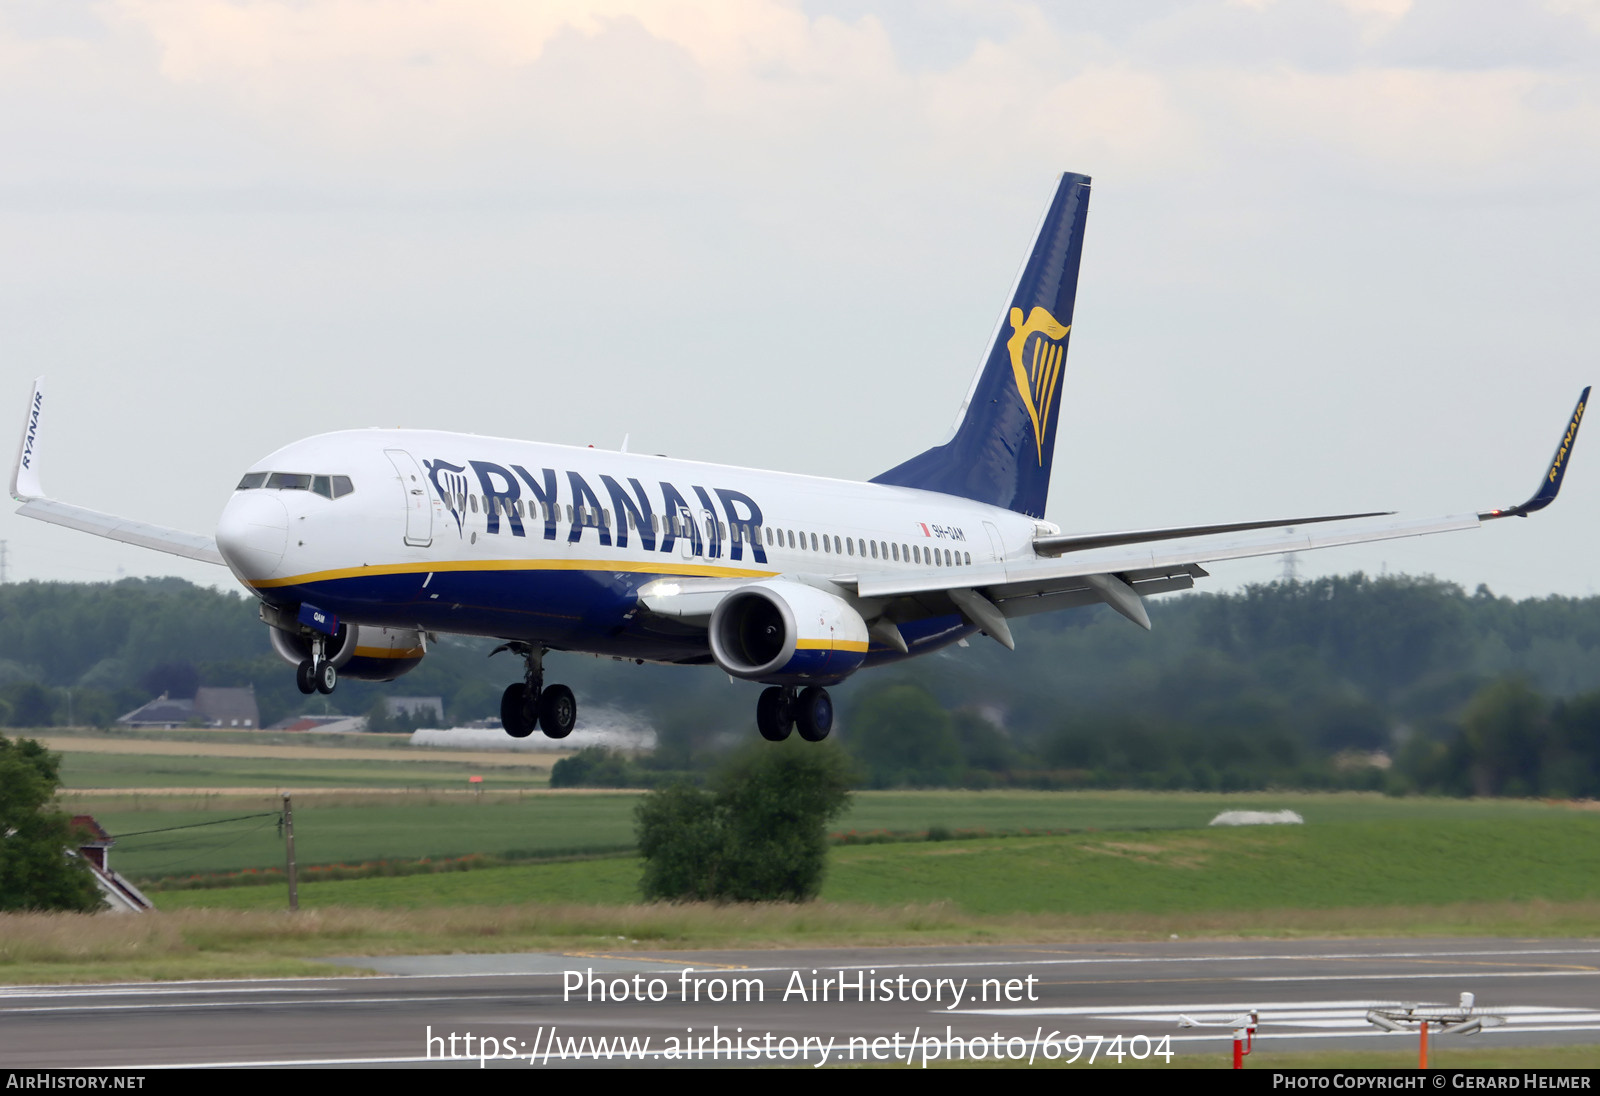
left=500, top=683, right=535, bottom=739
left=295, top=660, right=316, bottom=695
left=795, top=686, right=833, bottom=742
left=315, top=660, right=338, bottom=695
left=538, top=684, right=577, bottom=739
left=757, top=686, right=793, bottom=742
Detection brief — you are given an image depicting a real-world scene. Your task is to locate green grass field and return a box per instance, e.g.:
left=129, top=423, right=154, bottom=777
left=149, top=813, right=1600, bottom=923
left=81, top=793, right=640, bottom=879
left=77, top=787, right=1593, bottom=881
left=58, top=749, right=552, bottom=790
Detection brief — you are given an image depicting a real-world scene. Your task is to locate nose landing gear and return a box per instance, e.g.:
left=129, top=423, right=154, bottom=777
left=493, top=644, right=577, bottom=739
left=294, top=632, right=339, bottom=696
left=756, top=685, right=832, bottom=742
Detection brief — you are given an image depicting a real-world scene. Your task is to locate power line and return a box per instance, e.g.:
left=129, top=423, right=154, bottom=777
left=110, top=811, right=281, bottom=840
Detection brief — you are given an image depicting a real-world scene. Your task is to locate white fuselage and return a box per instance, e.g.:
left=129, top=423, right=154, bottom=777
left=215, top=428, right=1043, bottom=664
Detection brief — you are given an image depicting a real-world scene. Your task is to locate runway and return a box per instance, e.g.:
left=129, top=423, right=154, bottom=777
left=3, top=938, right=1598, bottom=1068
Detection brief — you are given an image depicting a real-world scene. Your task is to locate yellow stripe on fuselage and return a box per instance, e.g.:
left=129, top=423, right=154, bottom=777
left=249, top=557, right=778, bottom=589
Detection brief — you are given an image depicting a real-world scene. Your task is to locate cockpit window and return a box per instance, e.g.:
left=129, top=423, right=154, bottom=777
left=237, top=472, right=356, bottom=498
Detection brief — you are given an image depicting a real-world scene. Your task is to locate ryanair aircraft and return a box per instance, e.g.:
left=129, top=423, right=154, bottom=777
left=9, top=174, right=1588, bottom=743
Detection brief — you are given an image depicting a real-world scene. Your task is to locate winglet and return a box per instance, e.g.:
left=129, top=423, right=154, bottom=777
left=1481, top=386, right=1589, bottom=519
left=11, top=376, right=44, bottom=502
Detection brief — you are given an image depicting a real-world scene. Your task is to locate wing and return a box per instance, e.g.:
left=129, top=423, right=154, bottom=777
left=852, top=387, right=1589, bottom=645
left=10, top=378, right=225, bottom=566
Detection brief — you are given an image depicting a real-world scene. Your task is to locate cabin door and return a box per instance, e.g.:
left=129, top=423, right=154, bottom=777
left=385, top=449, right=434, bottom=548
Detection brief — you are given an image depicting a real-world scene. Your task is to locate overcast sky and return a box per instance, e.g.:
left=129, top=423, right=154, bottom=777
left=2, top=0, right=1597, bottom=601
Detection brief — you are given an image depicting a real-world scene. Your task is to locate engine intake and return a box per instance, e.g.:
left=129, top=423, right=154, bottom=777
left=709, top=580, right=868, bottom=685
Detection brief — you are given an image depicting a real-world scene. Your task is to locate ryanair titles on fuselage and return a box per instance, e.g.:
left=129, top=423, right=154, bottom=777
left=425, top=457, right=770, bottom=564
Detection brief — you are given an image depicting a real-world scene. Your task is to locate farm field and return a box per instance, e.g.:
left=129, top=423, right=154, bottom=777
left=9, top=728, right=1599, bottom=1004
left=44, top=731, right=562, bottom=792
left=70, top=786, right=1592, bottom=881
left=149, top=813, right=1600, bottom=923
left=57, top=750, right=553, bottom=791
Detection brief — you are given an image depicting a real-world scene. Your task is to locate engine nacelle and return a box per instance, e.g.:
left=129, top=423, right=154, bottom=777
left=267, top=622, right=426, bottom=682
left=708, top=579, right=869, bottom=686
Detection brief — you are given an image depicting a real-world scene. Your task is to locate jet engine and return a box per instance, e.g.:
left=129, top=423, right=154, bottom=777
left=267, top=622, right=426, bottom=682
left=708, top=579, right=869, bottom=685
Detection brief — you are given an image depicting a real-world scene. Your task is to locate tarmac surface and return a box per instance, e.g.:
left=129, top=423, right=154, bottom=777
left=3, top=938, right=1598, bottom=1068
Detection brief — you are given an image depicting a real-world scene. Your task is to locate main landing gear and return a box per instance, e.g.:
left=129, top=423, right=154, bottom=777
left=756, top=685, right=833, bottom=743
left=493, top=643, right=578, bottom=739
left=294, top=634, right=339, bottom=696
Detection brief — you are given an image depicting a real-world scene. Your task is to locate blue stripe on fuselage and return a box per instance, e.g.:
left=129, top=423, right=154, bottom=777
left=263, top=567, right=975, bottom=666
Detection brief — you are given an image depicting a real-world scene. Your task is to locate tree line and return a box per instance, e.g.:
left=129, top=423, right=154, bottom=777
left=6, top=572, right=1600, bottom=795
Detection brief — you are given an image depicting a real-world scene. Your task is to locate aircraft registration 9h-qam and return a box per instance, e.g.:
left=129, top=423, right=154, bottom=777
left=9, top=173, right=1589, bottom=743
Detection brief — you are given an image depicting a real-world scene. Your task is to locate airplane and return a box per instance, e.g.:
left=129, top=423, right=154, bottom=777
left=8, top=172, right=1589, bottom=743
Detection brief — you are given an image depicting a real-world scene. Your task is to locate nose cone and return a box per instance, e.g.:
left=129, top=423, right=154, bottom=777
left=216, top=492, right=289, bottom=582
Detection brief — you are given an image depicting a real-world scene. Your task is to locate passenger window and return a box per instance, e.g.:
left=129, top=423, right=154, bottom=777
left=847, top=539, right=854, bottom=557
left=870, top=541, right=878, bottom=559
left=892, top=543, right=899, bottom=561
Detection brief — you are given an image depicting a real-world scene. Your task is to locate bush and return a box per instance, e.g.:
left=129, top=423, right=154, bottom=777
left=550, top=747, right=645, bottom=788
left=636, top=743, right=853, bottom=902
left=0, top=736, right=101, bottom=911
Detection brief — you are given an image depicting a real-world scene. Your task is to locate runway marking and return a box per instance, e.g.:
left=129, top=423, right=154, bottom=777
left=1363, top=956, right=1600, bottom=973
left=0, top=993, right=540, bottom=1015
left=954, top=998, right=1600, bottom=1038
left=4, top=946, right=1599, bottom=999
left=1243, top=970, right=1600, bottom=982
left=563, top=951, right=748, bottom=970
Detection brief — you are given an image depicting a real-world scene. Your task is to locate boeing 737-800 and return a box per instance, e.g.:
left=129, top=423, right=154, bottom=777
left=8, top=173, right=1588, bottom=742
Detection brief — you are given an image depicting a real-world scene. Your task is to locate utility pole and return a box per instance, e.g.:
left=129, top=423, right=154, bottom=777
left=282, top=793, right=299, bottom=912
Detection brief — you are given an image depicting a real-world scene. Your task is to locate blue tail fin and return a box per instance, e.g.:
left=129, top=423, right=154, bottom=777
left=871, top=172, right=1090, bottom=518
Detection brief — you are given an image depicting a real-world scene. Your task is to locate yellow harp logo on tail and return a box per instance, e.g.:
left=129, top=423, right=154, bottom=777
left=1006, top=306, right=1071, bottom=464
